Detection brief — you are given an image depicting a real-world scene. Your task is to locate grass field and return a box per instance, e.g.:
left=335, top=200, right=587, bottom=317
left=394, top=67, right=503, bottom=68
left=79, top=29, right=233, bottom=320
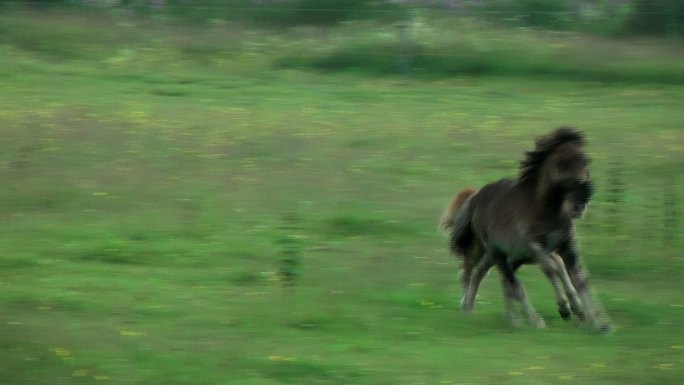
left=0, top=9, right=683, bottom=385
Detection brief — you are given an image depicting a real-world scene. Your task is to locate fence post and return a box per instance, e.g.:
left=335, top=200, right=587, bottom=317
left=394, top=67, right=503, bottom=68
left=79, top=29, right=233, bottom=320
left=663, top=176, right=678, bottom=250
left=605, top=0, right=618, bottom=19
left=277, top=214, right=303, bottom=295
left=568, top=0, right=582, bottom=20
left=666, top=1, right=679, bottom=37
left=605, top=160, right=624, bottom=234
left=397, top=7, right=413, bottom=76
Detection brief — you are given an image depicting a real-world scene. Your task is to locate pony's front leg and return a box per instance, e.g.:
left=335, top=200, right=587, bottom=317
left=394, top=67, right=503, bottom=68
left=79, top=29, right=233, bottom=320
left=537, top=252, right=586, bottom=321
left=558, top=242, right=614, bottom=334
left=548, top=252, right=585, bottom=320
left=538, top=255, right=573, bottom=320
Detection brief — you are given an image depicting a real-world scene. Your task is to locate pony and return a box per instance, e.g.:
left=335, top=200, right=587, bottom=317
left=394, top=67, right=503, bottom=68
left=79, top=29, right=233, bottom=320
left=439, top=185, right=592, bottom=323
left=441, top=127, right=612, bottom=332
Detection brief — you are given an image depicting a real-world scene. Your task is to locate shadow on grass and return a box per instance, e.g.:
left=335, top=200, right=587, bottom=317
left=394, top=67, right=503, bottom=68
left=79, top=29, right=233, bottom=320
left=319, top=215, right=420, bottom=238
left=260, top=357, right=368, bottom=385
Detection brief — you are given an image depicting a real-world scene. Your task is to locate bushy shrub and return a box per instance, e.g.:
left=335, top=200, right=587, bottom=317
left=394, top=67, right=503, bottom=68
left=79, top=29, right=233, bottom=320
left=625, top=0, right=684, bottom=35
left=484, top=0, right=570, bottom=29
left=164, top=0, right=399, bottom=25
left=276, top=0, right=393, bottom=25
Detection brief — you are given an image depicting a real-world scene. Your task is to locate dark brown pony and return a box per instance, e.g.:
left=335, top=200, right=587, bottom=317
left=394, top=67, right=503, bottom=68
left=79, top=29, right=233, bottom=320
left=440, top=186, right=591, bottom=323
left=442, top=127, right=612, bottom=332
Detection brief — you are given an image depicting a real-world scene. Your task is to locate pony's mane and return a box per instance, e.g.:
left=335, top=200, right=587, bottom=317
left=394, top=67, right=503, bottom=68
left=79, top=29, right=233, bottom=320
left=518, top=126, right=586, bottom=182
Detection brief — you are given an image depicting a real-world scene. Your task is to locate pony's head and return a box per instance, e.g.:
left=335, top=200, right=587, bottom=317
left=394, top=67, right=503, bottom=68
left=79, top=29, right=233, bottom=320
left=519, top=127, right=593, bottom=215
left=563, top=179, right=594, bottom=218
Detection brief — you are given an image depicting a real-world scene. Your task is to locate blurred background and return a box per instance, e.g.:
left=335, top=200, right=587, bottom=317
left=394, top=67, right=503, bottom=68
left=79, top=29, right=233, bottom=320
left=0, top=1, right=683, bottom=384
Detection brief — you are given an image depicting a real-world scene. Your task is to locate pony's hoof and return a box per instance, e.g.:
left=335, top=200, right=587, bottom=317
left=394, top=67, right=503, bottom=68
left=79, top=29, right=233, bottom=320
left=460, top=298, right=474, bottom=313
left=508, top=318, right=525, bottom=328
left=531, top=317, right=546, bottom=329
left=597, top=323, right=615, bottom=336
left=506, top=312, right=525, bottom=328
left=571, top=308, right=586, bottom=321
left=559, top=307, right=572, bottom=321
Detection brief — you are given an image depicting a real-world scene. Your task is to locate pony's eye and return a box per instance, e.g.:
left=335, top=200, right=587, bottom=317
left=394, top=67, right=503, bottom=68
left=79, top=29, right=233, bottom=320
left=557, top=160, right=570, bottom=171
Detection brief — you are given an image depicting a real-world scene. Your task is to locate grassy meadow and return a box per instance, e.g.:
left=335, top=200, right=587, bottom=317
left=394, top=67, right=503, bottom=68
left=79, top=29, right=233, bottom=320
left=1, top=9, right=683, bottom=385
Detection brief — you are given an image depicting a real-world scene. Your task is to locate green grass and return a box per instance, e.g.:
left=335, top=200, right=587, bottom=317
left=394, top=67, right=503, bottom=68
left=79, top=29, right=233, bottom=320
left=0, top=10, right=683, bottom=385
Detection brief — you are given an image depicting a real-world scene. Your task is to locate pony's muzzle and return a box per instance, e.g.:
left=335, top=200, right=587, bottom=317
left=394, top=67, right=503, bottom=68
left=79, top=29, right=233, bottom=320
left=571, top=201, right=588, bottom=218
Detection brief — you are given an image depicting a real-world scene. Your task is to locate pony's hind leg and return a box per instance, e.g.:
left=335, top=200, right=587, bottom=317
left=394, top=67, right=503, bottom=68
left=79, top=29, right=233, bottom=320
left=459, top=241, right=483, bottom=296
left=460, top=251, right=494, bottom=313
left=497, top=265, right=524, bottom=327
left=497, top=257, right=545, bottom=328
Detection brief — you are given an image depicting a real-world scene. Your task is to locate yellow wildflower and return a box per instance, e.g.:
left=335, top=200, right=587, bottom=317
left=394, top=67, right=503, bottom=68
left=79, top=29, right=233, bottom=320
left=50, top=347, right=70, bottom=357
left=120, top=330, right=145, bottom=337
left=72, top=370, right=89, bottom=377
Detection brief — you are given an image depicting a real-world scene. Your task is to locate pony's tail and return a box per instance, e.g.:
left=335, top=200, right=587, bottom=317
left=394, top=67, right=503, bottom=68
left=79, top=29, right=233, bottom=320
left=439, top=188, right=478, bottom=282
left=438, top=188, right=477, bottom=236
left=443, top=189, right=478, bottom=257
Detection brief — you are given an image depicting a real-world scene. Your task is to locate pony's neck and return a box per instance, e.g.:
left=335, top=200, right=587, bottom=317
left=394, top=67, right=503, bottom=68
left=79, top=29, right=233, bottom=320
left=518, top=167, right=568, bottom=216
left=536, top=181, right=567, bottom=215
left=520, top=169, right=565, bottom=215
